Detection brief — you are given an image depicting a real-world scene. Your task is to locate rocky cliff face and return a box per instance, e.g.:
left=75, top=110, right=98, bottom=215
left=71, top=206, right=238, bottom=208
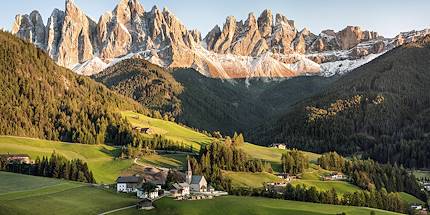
left=12, top=0, right=430, bottom=79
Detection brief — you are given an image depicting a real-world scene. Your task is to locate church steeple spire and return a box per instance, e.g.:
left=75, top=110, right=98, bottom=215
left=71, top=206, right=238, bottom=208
left=186, top=158, right=192, bottom=184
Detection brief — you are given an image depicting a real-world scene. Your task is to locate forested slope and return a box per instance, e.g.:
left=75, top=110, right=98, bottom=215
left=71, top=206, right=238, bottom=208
left=0, top=31, right=146, bottom=145
left=251, top=35, right=430, bottom=169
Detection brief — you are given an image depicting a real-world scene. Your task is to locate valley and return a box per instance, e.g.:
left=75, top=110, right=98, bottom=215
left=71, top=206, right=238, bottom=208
left=0, top=110, right=425, bottom=211
left=1, top=0, right=430, bottom=214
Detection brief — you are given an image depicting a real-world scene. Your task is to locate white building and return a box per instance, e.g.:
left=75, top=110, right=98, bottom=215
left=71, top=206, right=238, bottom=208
left=171, top=183, right=190, bottom=197
left=411, top=205, right=423, bottom=210
left=186, top=160, right=208, bottom=192
left=324, top=172, right=346, bottom=181
left=269, top=143, right=286, bottom=150
left=190, top=176, right=208, bottom=192
left=116, top=176, right=143, bottom=193
left=137, top=189, right=159, bottom=199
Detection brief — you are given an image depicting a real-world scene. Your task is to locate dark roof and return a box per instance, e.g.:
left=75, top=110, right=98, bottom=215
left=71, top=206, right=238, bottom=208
left=138, top=198, right=153, bottom=203
left=191, top=176, right=204, bottom=184
left=116, top=176, right=141, bottom=183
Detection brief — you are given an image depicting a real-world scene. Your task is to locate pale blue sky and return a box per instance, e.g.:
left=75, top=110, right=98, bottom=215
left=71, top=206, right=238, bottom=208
left=2, top=0, right=429, bottom=38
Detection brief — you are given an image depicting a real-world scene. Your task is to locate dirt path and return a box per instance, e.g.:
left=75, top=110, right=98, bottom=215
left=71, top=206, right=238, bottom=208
left=98, top=205, right=135, bottom=215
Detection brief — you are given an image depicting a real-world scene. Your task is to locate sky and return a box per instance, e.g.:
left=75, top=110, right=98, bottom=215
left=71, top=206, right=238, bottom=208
left=1, top=0, right=429, bottom=38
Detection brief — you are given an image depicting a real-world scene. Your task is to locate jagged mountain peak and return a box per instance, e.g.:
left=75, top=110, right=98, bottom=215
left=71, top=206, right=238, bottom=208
left=11, top=0, right=430, bottom=80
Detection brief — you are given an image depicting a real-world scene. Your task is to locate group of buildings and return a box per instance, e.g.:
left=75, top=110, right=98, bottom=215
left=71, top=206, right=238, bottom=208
left=116, top=160, right=225, bottom=209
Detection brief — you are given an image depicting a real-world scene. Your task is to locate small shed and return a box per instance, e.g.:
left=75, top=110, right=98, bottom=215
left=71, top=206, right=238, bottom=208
left=137, top=198, right=154, bottom=210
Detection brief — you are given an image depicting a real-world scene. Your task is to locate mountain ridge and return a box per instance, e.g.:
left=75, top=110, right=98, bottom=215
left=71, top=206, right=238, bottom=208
left=11, top=0, right=430, bottom=79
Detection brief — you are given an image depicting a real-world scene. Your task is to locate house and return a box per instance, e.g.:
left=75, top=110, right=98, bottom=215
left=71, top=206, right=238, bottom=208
left=170, top=183, right=190, bottom=197
left=137, top=185, right=162, bottom=199
left=136, top=198, right=154, bottom=210
left=132, top=126, right=154, bottom=135
left=0, top=153, right=31, bottom=164
left=186, top=160, right=208, bottom=193
left=274, top=173, right=295, bottom=182
left=269, top=143, right=286, bottom=150
left=141, top=128, right=155, bottom=135
left=423, top=182, right=430, bottom=191
left=116, top=176, right=144, bottom=193
left=411, top=205, right=423, bottom=210
left=137, top=189, right=158, bottom=199
left=324, top=172, right=346, bottom=181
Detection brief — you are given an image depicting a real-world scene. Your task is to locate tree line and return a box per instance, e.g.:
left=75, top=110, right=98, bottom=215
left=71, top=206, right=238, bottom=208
left=188, top=141, right=272, bottom=190
left=281, top=149, right=309, bottom=175
left=231, top=184, right=407, bottom=214
left=317, top=152, right=427, bottom=201
left=0, top=152, right=95, bottom=183
left=119, top=135, right=194, bottom=159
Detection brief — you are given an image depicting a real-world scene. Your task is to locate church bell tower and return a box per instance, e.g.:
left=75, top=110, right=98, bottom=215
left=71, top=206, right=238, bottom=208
left=186, top=159, right=192, bottom=184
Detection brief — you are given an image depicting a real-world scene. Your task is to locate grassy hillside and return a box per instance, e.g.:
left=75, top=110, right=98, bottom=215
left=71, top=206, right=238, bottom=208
left=251, top=36, right=430, bottom=169
left=139, top=154, right=187, bottom=170
left=398, top=192, right=425, bottom=205
left=0, top=172, right=137, bottom=215
left=0, top=31, right=146, bottom=146
left=115, top=196, right=401, bottom=215
left=121, top=111, right=213, bottom=150
left=225, top=171, right=284, bottom=188
left=0, top=136, right=132, bottom=183
left=413, top=170, right=430, bottom=180
left=291, top=180, right=361, bottom=196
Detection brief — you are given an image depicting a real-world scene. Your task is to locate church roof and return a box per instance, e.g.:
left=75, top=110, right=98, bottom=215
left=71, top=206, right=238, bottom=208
left=191, top=175, right=205, bottom=184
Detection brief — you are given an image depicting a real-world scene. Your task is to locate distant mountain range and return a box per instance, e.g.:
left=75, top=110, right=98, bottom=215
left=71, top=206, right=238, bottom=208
left=11, top=0, right=430, bottom=79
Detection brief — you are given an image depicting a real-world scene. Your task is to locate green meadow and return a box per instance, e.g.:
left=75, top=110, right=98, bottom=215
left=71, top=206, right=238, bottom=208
left=0, top=172, right=137, bottom=215
left=114, top=196, right=401, bottom=215
left=121, top=111, right=213, bottom=150
left=0, top=136, right=132, bottom=183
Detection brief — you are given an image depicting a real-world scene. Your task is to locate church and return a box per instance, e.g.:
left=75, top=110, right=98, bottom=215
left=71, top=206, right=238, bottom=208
left=186, top=159, right=208, bottom=193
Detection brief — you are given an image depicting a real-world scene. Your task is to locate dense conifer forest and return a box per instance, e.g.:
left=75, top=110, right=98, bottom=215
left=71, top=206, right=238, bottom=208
left=0, top=31, right=148, bottom=146
left=317, top=152, right=427, bottom=201
left=251, top=35, right=430, bottom=169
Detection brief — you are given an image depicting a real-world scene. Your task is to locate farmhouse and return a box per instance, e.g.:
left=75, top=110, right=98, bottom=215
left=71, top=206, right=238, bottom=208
left=170, top=182, right=190, bottom=197
left=269, top=143, right=286, bottom=150
left=116, top=176, right=144, bottom=193
left=411, top=204, right=423, bottom=210
left=423, top=182, right=430, bottom=191
left=137, top=189, right=158, bottom=199
left=324, top=172, right=347, bottom=181
left=0, top=153, right=31, bottom=164
left=137, top=185, right=163, bottom=199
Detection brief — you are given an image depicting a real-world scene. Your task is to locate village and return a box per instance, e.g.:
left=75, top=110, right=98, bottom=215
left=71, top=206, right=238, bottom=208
left=1, top=147, right=430, bottom=213
left=115, top=159, right=227, bottom=210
